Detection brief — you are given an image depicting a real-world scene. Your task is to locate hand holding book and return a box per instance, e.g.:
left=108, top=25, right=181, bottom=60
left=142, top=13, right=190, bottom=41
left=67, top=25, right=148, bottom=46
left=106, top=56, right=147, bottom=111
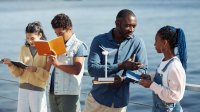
left=112, top=75, right=126, bottom=87
left=1, top=58, right=13, bottom=66
left=139, top=73, right=153, bottom=88
left=1, top=58, right=28, bottom=69
left=10, top=61, right=28, bottom=69
left=125, top=54, right=147, bottom=83
left=140, top=73, right=151, bottom=80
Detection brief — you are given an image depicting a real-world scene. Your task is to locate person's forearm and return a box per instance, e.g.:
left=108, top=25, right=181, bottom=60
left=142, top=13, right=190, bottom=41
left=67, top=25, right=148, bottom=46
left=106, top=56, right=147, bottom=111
left=56, top=64, right=82, bottom=75
left=8, top=64, right=24, bottom=77
left=150, top=82, right=182, bottom=103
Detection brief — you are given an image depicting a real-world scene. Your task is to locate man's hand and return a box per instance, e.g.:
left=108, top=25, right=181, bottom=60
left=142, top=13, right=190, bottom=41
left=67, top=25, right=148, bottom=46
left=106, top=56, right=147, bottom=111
left=48, top=55, right=56, bottom=66
left=112, top=75, right=125, bottom=87
left=48, top=50, right=61, bottom=67
left=119, top=60, right=144, bottom=71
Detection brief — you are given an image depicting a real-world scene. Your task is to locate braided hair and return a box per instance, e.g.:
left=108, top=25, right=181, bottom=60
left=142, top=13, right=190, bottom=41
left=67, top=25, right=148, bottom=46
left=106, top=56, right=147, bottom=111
left=25, top=21, right=47, bottom=46
left=157, top=25, right=187, bottom=70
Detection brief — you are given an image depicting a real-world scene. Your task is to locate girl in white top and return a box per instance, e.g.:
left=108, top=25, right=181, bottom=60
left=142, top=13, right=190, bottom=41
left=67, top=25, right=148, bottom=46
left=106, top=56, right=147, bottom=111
left=139, top=25, right=187, bottom=112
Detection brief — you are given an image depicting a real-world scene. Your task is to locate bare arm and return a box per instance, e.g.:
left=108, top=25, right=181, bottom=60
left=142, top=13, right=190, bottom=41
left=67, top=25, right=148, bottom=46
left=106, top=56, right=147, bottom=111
left=51, top=56, right=85, bottom=75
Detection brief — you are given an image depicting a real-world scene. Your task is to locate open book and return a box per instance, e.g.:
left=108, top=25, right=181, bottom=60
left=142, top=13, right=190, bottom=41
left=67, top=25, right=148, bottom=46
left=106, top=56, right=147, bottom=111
left=0, top=59, right=28, bottom=69
left=34, top=36, right=66, bottom=56
left=126, top=70, right=141, bottom=82
left=11, top=61, right=28, bottom=69
left=124, top=54, right=142, bottom=82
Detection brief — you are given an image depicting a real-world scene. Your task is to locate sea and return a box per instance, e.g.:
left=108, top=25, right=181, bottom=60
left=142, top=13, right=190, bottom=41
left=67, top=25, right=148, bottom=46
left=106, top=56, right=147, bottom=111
left=0, top=0, right=200, bottom=112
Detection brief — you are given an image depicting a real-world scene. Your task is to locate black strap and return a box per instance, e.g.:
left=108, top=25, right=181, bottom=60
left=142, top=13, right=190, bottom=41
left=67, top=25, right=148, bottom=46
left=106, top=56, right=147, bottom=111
left=50, top=67, right=56, bottom=93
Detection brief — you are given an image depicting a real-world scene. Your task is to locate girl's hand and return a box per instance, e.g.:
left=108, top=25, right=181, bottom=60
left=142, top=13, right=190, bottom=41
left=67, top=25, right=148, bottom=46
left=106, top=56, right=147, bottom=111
left=141, top=73, right=151, bottom=80
left=26, top=66, right=37, bottom=72
left=2, top=58, right=12, bottom=66
left=139, top=79, right=153, bottom=88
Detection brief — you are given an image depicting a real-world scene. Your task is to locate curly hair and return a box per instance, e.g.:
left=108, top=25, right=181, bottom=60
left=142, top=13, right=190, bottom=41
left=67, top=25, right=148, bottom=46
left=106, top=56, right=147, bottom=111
left=51, top=13, right=72, bottom=30
left=25, top=21, right=47, bottom=46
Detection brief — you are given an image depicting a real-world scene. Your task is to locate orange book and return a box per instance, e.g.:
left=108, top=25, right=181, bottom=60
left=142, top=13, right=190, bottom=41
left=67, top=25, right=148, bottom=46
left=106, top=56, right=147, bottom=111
left=34, top=36, right=66, bottom=56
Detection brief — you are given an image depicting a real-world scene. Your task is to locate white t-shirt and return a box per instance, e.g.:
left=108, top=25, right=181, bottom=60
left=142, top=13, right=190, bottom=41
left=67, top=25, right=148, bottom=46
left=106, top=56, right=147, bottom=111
left=150, top=56, right=186, bottom=103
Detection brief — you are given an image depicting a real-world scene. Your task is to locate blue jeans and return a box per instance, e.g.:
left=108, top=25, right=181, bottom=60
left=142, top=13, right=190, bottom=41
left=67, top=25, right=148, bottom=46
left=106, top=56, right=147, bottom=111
left=152, top=93, right=183, bottom=112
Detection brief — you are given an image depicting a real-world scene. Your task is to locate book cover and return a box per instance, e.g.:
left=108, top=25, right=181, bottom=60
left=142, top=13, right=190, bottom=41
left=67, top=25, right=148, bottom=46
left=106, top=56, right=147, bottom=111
left=92, top=80, right=114, bottom=84
left=92, top=77, right=115, bottom=84
left=11, top=61, right=28, bottom=69
left=98, top=77, right=115, bottom=82
left=34, top=36, right=66, bottom=56
left=126, top=70, right=141, bottom=81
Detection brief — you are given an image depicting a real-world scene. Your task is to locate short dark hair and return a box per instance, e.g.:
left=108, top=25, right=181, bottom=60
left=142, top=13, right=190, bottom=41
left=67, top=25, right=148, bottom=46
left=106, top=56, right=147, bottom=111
left=116, top=9, right=136, bottom=19
left=51, top=13, right=72, bottom=30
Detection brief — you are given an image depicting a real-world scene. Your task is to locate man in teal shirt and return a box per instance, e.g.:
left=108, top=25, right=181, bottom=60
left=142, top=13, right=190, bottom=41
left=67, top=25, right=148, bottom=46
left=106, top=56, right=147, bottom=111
left=83, top=9, right=148, bottom=112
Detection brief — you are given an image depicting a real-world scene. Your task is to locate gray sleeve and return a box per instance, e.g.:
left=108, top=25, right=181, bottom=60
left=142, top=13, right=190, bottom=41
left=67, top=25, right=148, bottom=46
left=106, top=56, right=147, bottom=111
left=74, top=43, right=88, bottom=57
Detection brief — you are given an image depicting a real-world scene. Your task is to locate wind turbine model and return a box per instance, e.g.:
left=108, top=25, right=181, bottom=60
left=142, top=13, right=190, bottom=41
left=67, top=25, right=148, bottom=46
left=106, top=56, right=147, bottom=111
left=97, top=46, right=115, bottom=82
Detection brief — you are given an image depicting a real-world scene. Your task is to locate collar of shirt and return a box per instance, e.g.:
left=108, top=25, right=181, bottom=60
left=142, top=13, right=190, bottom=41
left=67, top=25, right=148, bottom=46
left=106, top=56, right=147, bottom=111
left=65, top=33, right=77, bottom=47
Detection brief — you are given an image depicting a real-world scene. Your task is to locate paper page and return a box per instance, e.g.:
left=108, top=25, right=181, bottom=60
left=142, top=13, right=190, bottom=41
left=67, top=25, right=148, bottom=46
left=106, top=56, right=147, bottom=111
left=11, top=61, right=28, bottom=69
